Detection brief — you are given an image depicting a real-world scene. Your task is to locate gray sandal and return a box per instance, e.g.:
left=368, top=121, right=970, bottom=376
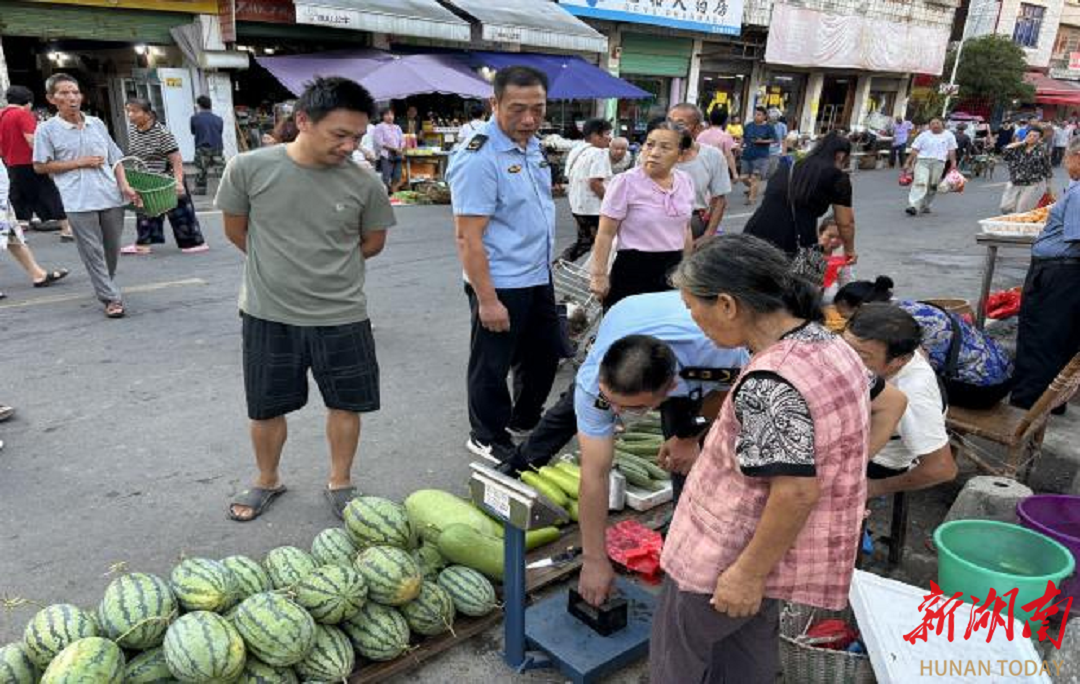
left=324, top=486, right=358, bottom=520
left=228, top=485, right=287, bottom=522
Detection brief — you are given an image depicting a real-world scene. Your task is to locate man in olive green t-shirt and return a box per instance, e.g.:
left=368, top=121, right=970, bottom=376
left=216, top=77, right=396, bottom=522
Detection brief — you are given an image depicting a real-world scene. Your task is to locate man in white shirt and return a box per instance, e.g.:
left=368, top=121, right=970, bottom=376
left=560, top=118, right=612, bottom=263
left=455, top=103, right=487, bottom=150
left=903, top=117, right=957, bottom=216
left=843, top=303, right=957, bottom=498
left=1053, top=121, right=1070, bottom=167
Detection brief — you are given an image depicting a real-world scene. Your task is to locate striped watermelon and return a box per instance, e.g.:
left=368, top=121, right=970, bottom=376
left=236, top=657, right=299, bottom=683
left=232, top=592, right=315, bottom=668
left=0, top=642, right=39, bottom=684
left=22, top=604, right=100, bottom=669
left=354, top=546, right=422, bottom=606
left=401, top=581, right=455, bottom=636
left=310, top=528, right=359, bottom=568
left=263, top=546, right=317, bottom=590
left=222, top=555, right=272, bottom=600
left=293, top=565, right=367, bottom=624
left=413, top=542, right=446, bottom=580
left=341, top=602, right=410, bottom=662
left=437, top=565, right=497, bottom=617
left=293, top=625, right=354, bottom=681
left=122, top=647, right=176, bottom=684
left=97, top=573, right=177, bottom=649
left=169, top=558, right=237, bottom=613
left=162, top=611, right=246, bottom=683
left=40, top=636, right=124, bottom=684
left=343, top=497, right=414, bottom=550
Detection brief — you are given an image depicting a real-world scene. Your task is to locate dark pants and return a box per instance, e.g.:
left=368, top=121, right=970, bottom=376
left=1053, top=146, right=1067, bottom=167
left=135, top=183, right=205, bottom=248
left=650, top=576, right=781, bottom=684
left=1011, top=261, right=1080, bottom=408
left=890, top=143, right=907, bottom=168
left=193, top=147, right=224, bottom=194
left=7, top=164, right=66, bottom=222
left=605, top=249, right=682, bottom=312
left=466, top=282, right=562, bottom=446
left=558, top=214, right=599, bottom=263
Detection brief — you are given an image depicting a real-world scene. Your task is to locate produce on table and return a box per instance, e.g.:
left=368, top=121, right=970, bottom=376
left=169, top=558, right=238, bottom=613
left=23, top=604, right=100, bottom=669
left=400, top=581, right=455, bottom=636
left=221, top=555, right=272, bottom=601
left=567, top=499, right=579, bottom=522
left=293, top=624, right=355, bottom=682
left=414, top=541, right=447, bottom=580
left=236, top=657, right=298, bottom=684
left=354, top=546, right=423, bottom=606
left=344, top=496, right=416, bottom=550
left=263, top=546, right=317, bottom=591
left=232, top=593, right=315, bottom=668
left=293, top=565, right=367, bottom=624
left=437, top=566, right=498, bottom=618
left=310, top=527, right=360, bottom=568
left=520, top=471, right=568, bottom=508
left=538, top=466, right=579, bottom=499
left=40, top=636, right=124, bottom=684
left=162, top=611, right=245, bottom=683
left=341, top=602, right=411, bottom=662
left=121, top=647, right=172, bottom=684
left=1000, top=205, right=1050, bottom=223
left=97, top=572, right=177, bottom=649
left=0, top=641, right=40, bottom=683
left=437, top=523, right=561, bottom=580
left=404, top=489, right=503, bottom=544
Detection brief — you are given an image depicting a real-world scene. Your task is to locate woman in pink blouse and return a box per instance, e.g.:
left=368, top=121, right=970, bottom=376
left=589, top=122, right=693, bottom=311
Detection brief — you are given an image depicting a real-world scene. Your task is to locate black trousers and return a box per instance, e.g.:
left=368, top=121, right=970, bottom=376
left=889, top=143, right=907, bottom=168
left=1011, top=261, right=1080, bottom=408
left=559, top=214, right=599, bottom=263
left=466, top=282, right=562, bottom=446
left=605, top=249, right=683, bottom=313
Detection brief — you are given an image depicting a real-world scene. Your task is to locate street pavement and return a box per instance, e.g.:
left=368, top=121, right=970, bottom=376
left=0, top=165, right=1057, bottom=677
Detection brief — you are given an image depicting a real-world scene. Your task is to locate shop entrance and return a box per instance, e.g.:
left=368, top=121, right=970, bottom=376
left=698, top=73, right=744, bottom=127
left=817, top=76, right=854, bottom=134
left=617, top=76, right=670, bottom=143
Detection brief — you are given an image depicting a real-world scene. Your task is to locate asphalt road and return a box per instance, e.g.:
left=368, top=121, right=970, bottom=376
left=0, top=165, right=1034, bottom=657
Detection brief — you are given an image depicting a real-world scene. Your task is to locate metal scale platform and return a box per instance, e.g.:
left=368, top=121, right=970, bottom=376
left=468, top=463, right=656, bottom=684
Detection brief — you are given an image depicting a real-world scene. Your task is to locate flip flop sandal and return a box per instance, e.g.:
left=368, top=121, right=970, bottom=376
left=105, top=302, right=125, bottom=319
left=120, top=245, right=151, bottom=255
left=33, top=268, right=69, bottom=288
left=60, top=234, right=75, bottom=243
left=0, top=405, right=14, bottom=422
left=228, top=485, right=288, bottom=522
left=324, top=486, right=358, bottom=520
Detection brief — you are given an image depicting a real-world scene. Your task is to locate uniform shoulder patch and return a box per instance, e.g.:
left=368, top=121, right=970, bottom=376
left=466, top=134, right=488, bottom=151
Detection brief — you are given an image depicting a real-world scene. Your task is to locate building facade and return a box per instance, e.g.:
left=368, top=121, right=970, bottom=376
left=966, top=0, right=1065, bottom=68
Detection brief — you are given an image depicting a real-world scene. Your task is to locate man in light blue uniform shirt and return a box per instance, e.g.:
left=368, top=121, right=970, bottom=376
left=1012, top=136, right=1080, bottom=408
left=499, top=292, right=749, bottom=497
left=447, top=65, right=562, bottom=462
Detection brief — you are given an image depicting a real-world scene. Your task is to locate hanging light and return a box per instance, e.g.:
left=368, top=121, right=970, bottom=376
left=134, top=44, right=148, bottom=56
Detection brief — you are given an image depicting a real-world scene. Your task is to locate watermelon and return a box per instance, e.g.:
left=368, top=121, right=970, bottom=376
left=22, top=604, right=100, bottom=669
left=40, top=636, right=124, bottom=684
left=413, top=542, right=446, bottom=580
left=97, top=572, right=177, bottom=650
left=343, top=496, right=414, bottom=549
left=437, top=565, right=498, bottom=617
left=401, top=581, right=455, bottom=636
left=293, top=625, right=354, bottom=682
left=0, top=642, right=39, bottom=684
left=232, top=592, right=315, bottom=668
left=310, top=528, right=359, bottom=568
left=169, top=558, right=237, bottom=613
left=293, top=565, right=367, bottom=624
left=341, top=602, right=410, bottom=662
left=354, top=546, right=422, bottom=606
left=236, top=657, right=299, bottom=683
left=122, top=647, right=176, bottom=684
left=404, top=489, right=503, bottom=544
left=162, top=611, right=245, bottom=683
left=263, top=546, right=317, bottom=591
left=222, top=555, right=272, bottom=601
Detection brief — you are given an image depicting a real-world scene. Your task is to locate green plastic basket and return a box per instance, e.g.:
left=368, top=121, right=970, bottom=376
left=120, top=158, right=177, bottom=217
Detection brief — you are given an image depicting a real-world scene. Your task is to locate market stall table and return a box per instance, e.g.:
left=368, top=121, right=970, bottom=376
left=974, top=232, right=1035, bottom=329
left=404, top=149, right=451, bottom=185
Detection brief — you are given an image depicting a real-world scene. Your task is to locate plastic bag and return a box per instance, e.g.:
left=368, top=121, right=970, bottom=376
left=1037, top=190, right=1056, bottom=208
left=986, top=286, right=1022, bottom=320
left=605, top=519, right=663, bottom=583
left=938, top=168, right=967, bottom=194
left=899, top=170, right=913, bottom=186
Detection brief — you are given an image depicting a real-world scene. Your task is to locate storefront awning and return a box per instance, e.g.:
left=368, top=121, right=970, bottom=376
left=293, top=0, right=471, bottom=42
left=460, top=52, right=650, bottom=100
left=440, top=0, right=607, bottom=53
left=1025, top=72, right=1080, bottom=106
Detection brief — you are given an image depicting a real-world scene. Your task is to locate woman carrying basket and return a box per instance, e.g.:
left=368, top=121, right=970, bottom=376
left=121, top=98, right=208, bottom=255
left=32, top=73, right=140, bottom=319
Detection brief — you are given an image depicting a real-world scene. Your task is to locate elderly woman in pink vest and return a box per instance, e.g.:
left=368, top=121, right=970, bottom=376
left=653, top=235, right=872, bottom=682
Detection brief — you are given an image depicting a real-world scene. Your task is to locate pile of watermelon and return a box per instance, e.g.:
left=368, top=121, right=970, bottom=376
left=0, top=493, right=507, bottom=683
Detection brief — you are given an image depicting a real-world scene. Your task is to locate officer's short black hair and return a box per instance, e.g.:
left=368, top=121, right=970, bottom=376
left=493, top=66, right=548, bottom=99
left=582, top=118, right=612, bottom=139
left=599, top=335, right=677, bottom=396
left=295, top=76, right=375, bottom=124
left=846, top=303, right=923, bottom=361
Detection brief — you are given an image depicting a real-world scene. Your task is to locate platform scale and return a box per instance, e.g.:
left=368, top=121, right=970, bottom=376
left=468, top=463, right=657, bottom=684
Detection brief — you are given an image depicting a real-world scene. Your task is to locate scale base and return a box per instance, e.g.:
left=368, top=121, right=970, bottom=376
left=524, top=577, right=656, bottom=684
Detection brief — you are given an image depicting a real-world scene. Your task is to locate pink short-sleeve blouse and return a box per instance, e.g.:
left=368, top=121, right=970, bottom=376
left=601, top=166, right=693, bottom=252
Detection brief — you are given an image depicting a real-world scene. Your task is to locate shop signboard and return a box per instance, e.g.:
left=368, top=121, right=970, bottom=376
left=295, top=2, right=360, bottom=29
left=559, top=0, right=743, bottom=36
left=218, top=0, right=236, bottom=43
left=25, top=0, right=218, bottom=13
left=1070, top=52, right=1080, bottom=71
left=235, top=0, right=295, bottom=24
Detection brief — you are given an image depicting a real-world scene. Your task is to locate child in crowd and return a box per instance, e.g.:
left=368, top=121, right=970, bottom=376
left=818, top=215, right=853, bottom=300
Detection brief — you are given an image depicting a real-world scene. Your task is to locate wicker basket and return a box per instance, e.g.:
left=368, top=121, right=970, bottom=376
left=779, top=602, right=875, bottom=684
left=119, top=157, right=177, bottom=217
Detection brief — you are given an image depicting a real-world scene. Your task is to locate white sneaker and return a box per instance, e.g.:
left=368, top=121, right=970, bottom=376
left=466, top=437, right=500, bottom=464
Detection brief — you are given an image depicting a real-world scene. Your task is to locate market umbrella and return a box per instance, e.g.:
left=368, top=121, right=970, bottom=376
left=460, top=51, right=651, bottom=100
left=256, top=50, right=493, bottom=101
